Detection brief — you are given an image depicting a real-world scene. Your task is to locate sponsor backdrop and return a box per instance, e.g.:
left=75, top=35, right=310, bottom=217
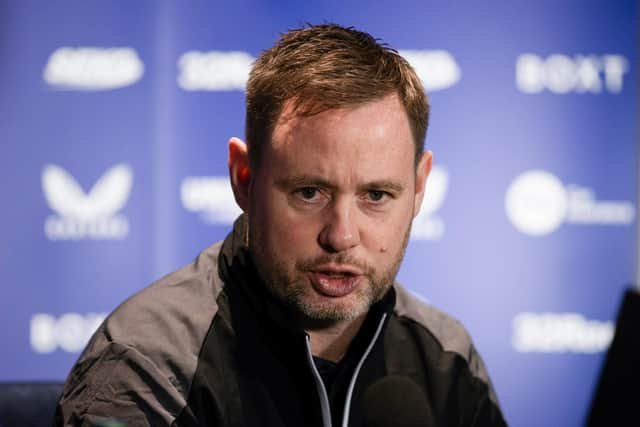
left=0, top=1, right=637, bottom=425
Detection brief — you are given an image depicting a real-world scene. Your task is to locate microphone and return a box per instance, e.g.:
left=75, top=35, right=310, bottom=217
left=362, top=376, right=434, bottom=427
left=587, top=288, right=640, bottom=426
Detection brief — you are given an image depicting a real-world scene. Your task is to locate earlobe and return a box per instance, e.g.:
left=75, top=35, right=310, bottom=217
left=228, top=137, right=251, bottom=212
left=413, top=150, right=433, bottom=217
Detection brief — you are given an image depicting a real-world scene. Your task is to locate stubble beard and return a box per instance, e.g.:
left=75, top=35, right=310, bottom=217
left=248, top=220, right=411, bottom=326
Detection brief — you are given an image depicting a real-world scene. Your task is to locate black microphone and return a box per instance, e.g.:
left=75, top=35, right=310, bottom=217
left=362, top=376, right=434, bottom=427
left=587, top=288, right=640, bottom=426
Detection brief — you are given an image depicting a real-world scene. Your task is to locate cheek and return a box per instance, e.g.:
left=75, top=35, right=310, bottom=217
left=253, top=189, right=320, bottom=251
left=362, top=212, right=412, bottom=254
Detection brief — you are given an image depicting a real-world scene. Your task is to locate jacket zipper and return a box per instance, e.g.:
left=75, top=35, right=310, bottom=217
left=305, top=335, right=333, bottom=427
left=341, top=313, right=387, bottom=427
left=303, top=313, right=388, bottom=427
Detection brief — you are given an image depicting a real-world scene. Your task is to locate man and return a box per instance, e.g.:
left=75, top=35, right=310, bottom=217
left=55, top=24, right=506, bottom=426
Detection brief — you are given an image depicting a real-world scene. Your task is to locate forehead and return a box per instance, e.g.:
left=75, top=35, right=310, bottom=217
left=264, top=94, right=415, bottom=180
left=273, top=94, right=412, bottom=149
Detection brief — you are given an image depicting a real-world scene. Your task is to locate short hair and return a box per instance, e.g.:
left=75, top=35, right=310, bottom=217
left=245, top=23, right=429, bottom=169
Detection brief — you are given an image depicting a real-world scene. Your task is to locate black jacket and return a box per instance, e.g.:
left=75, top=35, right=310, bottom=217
left=55, top=217, right=507, bottom=426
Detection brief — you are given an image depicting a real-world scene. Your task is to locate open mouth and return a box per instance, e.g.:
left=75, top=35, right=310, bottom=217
left=321, top=271, right=354, bottom=277
left=309, top=269, right=362, bottom=298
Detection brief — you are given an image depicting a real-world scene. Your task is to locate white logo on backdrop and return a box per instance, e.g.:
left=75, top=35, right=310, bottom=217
left=505, top=170, right=635, bottom=236
left=178, top=51, right=255, bottom=91
left=42, top=164, right=133, bottom=240
left=516, top=54, right=628, bottom=94
left=181, top=176, right=242, bottom=224
left=31, top=312, right=106, bottom=353
left=43, top=47, right=144, bottom=90
left=505, top=171, right=567, bottom=236
left=399, top=50, right=461, bottom=91
left=512, top=312, right=613, bottom=353
left=411, top=165, right=448, bottom=241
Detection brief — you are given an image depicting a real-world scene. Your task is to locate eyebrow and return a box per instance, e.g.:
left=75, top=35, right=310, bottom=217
left=363, top=180, right=405, bottom=193
left=276, top=175, right=337, bottom=191
left=276, top=175, right=405, bottom=193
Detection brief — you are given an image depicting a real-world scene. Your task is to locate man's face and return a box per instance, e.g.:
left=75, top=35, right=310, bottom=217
left=241, top=93, right=430, bottom=325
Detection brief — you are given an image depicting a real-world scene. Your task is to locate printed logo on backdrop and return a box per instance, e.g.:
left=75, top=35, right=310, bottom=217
left=44, top=47, right=144, bottom=90
left=505, top=170, right=634, bottom=236
left=42, top=164, right=133, bottom=240
left=516, top=54, right=629, bottom=94
left=411, top=165, right=448, bottom=240
left=176, top=50, right=461, bottom=92
left=31, top=312, right=106, bottom=353
left=178, top=51, right=255, bottom=91
left=399, top=50, right=461, bottom=91
left=512, top=312, right=613, bottom=353
left=181, top=176, right=242, bottom=223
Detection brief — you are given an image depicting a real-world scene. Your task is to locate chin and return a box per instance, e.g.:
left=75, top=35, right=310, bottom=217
left=294, top=293, right=374, bottom=324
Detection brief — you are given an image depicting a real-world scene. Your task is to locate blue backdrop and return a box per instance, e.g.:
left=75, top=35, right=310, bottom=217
left=1, top=1, right=637, bottom=426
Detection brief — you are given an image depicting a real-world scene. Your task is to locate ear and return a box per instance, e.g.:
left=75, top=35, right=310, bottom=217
left=413, top=150, right=433, bottom=218
left=228, top=137, right=251, bottom=212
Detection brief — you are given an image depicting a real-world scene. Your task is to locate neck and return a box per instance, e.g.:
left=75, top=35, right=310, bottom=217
left=305, top=315, right=367, bottom=363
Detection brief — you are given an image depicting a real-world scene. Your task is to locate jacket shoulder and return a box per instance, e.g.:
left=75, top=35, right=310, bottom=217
left=390, top=284, right=502, bottom=413
left=102, top=241, right=225, bottom=354
left=393, top=283, right=474, bottom=361
left=56, top=241, right=227, bottom=426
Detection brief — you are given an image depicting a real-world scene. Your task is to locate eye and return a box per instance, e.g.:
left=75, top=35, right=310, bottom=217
left=289, top=187, right=328, bottom=210
left=292, top=187, right=328, bottom=205
left=297, top=187, right=319, bottom=200
left=366, top=190, right=388, bottom=202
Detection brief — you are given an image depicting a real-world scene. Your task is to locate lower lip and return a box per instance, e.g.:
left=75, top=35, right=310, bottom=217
left=309, top=272, right=362, bottom=297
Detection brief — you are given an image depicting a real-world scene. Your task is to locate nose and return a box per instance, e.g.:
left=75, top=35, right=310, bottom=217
left=318, top=198, right=361, bottom=253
